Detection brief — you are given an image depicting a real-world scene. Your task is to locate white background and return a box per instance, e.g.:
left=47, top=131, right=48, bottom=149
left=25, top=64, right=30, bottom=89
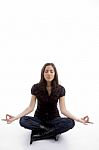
left=0, top=0, right=99, bottom=150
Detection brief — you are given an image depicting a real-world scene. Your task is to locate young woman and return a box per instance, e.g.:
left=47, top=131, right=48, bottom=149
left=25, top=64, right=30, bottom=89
left=2, top=63, right=92, bottom=144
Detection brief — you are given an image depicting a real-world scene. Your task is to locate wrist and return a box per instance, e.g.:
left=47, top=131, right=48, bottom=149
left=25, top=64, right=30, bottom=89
left=14, top=116, right=18, bottom=120
left=75, top=118, right=80, bottom=122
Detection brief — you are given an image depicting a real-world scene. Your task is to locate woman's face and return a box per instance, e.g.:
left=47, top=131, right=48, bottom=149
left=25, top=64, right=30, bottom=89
left=44, top=65, right=55, bottom=82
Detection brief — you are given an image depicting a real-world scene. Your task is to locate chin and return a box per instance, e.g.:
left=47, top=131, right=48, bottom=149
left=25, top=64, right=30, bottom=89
left=46, top=79, right=53, bottom=82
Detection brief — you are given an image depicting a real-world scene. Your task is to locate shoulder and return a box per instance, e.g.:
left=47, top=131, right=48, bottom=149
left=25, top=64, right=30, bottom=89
left=32, top=83, right=39, bottom=88
left=31, top=83, right=39, bottom=95
left=58, top=84, right=65, bottom=90
left=31, top=83, right=39, bottom=89
left=58, top=84, right=66, bottom=97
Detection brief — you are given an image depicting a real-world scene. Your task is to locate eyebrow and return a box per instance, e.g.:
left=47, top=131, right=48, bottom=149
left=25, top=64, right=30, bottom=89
left=45, top=69, right=54, bottom=71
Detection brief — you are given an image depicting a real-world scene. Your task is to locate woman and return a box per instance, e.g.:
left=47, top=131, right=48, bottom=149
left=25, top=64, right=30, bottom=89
left=2, top=63, right=92, bottom=144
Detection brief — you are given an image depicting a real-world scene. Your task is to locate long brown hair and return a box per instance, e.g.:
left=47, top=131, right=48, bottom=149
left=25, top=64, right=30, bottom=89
left=39, top=63, right=59, bottom=89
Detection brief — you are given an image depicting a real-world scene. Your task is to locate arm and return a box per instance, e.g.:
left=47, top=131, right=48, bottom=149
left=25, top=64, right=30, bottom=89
left=2, top=95, right=36, bottom=124
left=59, top=96, right=91, bottom=125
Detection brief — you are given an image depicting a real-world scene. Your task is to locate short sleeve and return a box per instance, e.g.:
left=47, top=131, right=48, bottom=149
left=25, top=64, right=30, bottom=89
left=31, top=84, right=37, bottom=96
left=59, top=86, right=66, bottom=97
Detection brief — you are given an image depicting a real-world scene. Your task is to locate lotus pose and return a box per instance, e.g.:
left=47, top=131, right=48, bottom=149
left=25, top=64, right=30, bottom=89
left=2, top=63, right=92, bottom=144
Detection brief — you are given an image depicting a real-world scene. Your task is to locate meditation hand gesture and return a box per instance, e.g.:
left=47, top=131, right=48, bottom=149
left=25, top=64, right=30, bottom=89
left=2, top=114, right=16, bottom=124
left=78, top=116, right=93, bottom=125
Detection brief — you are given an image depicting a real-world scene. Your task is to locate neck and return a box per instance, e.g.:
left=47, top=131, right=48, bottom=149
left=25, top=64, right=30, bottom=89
left=46, top=81, right=51, bottom=87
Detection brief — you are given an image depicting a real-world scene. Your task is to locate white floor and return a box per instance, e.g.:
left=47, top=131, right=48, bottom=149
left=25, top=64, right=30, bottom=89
left=0, top=119, right=98, bottom=150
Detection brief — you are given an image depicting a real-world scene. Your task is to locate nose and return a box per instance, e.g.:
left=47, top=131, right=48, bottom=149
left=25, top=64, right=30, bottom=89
left=47, top=71, right=51, bottom=75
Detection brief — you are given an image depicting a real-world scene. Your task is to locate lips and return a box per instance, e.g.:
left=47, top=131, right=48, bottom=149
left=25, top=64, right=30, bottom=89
left=47, top=77, right=51, bottom=79
left=46, top=77, right=52, bottom=80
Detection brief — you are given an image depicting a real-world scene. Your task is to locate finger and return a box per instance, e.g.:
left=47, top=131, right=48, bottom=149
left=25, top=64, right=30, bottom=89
left=88, top=121, right=94, bottom=124
left=1, top=119, right=7, bottom=121
left=83, top=122, right=88, bottom=125
left=81, top=117, right=89, bottom=122
left=6, top=114, right=12, bottom=118
left=8, top=115, right=13, bottom=118
left=84, top=116, right=89, bottom=120
left=84, top=116, right=89, bottom=122
left=84, top=123, right=88, bottom=125
left=6, top=114, right=9, bottom=119
left=85, top=118, right=89, bottom=122
left=6, top=114, right=12, bottom=119
left=81, top=116, right=87, bottom=120
left=80, top=119, right=87, bottom=125
left=84, top=121, right=89, bottom=125
left=86, top=116, right=89, bottom=121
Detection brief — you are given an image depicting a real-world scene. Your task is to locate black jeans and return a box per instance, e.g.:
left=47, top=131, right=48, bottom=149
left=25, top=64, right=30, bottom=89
left=19, top=116, right=75, bottom=135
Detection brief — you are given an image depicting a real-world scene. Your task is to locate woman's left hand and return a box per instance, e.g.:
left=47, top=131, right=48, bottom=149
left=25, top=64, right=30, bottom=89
left=78, top=116, right=93, bottom=125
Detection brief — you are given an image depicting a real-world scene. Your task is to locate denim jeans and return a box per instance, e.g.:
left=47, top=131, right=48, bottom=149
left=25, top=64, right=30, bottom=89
left=19, top=116, right=75, bottom=135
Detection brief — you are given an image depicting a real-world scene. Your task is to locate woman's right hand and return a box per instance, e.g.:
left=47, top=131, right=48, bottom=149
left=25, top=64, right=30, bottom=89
left=1, top=114, right=16, bottom=124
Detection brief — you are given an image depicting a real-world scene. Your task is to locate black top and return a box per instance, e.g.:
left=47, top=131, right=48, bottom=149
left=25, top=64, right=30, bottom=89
left=31, top=83, right=66, bottom=120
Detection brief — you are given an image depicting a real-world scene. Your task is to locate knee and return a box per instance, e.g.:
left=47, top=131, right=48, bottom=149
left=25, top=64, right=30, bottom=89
left=62, top=118, right=75, bottom=130
left=68, top=119, right=75, bottom=129
left=55, top=118, right=75, bottom=134
left=19, top=116, right=26, bottom=127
